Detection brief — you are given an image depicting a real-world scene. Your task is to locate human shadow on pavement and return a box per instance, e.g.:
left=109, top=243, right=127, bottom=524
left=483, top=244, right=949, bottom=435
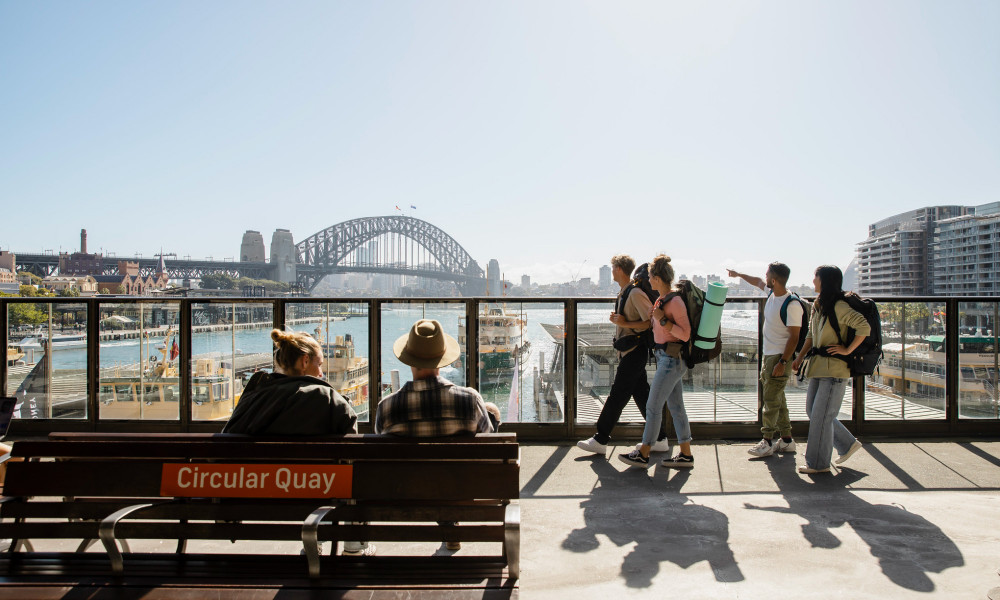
left=562, top=456, right=744, bottom=588
left=744, top=453, right=963, bottom=592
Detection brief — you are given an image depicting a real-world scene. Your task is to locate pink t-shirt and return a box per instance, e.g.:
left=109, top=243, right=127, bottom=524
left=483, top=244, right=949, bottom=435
left=651, top=295, right=691, bottom=344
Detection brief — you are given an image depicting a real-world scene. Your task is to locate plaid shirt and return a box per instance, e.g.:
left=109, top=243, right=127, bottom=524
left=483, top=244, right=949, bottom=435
left=374, top=375, right=492, bottom=437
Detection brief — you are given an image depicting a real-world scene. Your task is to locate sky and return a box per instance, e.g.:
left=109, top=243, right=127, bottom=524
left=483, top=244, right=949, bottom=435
left=1, top=1, right=998, bottom=287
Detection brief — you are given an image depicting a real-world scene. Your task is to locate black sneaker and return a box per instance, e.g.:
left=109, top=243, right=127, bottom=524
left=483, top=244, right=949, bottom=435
left=661, top=454, right=694, bottom=468
left=617, top=449, right=651, bottom=469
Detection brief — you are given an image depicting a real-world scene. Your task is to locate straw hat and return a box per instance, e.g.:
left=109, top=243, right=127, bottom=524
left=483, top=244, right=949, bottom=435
left=393, top=319, right=461, bottom=369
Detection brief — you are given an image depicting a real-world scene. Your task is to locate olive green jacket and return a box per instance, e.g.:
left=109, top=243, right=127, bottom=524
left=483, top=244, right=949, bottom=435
left=805, top=299, right=871, bottom=379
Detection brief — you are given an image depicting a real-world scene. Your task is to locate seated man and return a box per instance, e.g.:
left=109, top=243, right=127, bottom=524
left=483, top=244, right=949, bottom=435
left=375, top=318, right=495, bottom=551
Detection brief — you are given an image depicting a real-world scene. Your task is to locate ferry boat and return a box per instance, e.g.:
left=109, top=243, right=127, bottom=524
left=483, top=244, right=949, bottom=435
left=98, top=332, right=241, bottom=421
left=878, top=334, right=998, bottom=411
left=316, top=329, right=369, bottom=419
left=455, top=304, right=530, bottom=373
left=17, top=333, right=87, bottom=351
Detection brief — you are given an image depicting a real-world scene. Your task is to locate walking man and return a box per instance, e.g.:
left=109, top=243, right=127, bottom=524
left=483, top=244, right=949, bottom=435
left=728, top=263, right=802, bottom=458
left=577, top=255, right=670, bottom=456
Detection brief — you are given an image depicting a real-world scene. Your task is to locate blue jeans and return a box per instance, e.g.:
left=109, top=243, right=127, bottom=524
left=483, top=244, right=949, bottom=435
left=804, top=377, right=856, bottom=470
left=643, top=350, right=690, bottom=446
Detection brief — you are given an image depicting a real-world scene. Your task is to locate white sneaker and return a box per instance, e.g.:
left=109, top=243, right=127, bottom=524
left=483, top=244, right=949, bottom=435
left=747, top=438, right=777, bottom=458
left=836, top=440, right=863, bottom=465
left=577, top=437, right=608, bottom=455
left=342, top=543, right=376, bottom=556
left=636, top=439, right=671, bottom=453
left=775, top=438, right=797, bottom=453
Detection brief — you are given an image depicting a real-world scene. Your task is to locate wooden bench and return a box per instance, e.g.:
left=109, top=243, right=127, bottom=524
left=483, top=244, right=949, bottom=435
left=0, top=432, right=519, bottom=595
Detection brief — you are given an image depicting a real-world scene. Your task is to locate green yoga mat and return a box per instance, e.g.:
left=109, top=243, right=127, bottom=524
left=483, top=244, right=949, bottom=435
left=695, top=282, right=728, bottom=349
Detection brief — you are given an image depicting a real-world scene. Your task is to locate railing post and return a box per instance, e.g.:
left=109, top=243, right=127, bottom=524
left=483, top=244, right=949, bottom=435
left=273, top=298, right=286, bottom=332
left=368, top=299, right=381, bottom=429
left=178, top=300, right=192, bottom=432
left=565, top=300, right=577, bottom=436
left=945, top=297, right=959, bottom=428
left=467, top=298, right=479, bottom=392
left=0, top=299, right=7, bottom=398
left=87, top=299, right=99, bottom=429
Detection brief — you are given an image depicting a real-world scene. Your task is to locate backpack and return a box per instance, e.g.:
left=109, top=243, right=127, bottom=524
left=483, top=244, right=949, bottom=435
left=612, top=264, right=660, bottom=352
left=662, top=279, right=723, bottom=368
left=825, top=293, right=883, bottom=377
left=771, top=291, right=810, bottom=354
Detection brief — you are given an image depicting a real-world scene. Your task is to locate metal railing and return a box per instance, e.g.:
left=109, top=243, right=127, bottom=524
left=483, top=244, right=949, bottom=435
left=3, top=295, right=999, bottom=440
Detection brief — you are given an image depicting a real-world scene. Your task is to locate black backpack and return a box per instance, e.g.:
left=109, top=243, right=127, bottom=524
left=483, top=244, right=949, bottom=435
left=614, top=265, right=659, bottom=352
left=772, top=291, right=810, bottom=354
left=825, top=292, right=883, bottom=376
left=662, top=279, right=723, bottom=368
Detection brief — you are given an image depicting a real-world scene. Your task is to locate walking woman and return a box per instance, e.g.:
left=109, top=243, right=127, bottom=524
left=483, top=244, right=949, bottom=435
left=790, top=266, right=868, bottom=474
left=619, top=255, right=694, bottom=469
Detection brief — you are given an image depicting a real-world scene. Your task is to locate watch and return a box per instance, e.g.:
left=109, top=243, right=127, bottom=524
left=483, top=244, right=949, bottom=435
left=659, top=316, right=668, bottom=326
left=778, top=358, right=788, bottom=365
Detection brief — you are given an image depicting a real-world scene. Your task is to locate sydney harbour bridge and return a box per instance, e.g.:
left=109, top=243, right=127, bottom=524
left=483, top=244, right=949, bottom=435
left=14, top=216, right=489, bottom=295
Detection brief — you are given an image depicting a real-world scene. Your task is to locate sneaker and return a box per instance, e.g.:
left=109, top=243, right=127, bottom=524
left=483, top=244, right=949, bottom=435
left=798, top=465, right=830, bottom=474
left=445, top=541, right=461, bottom=551
left=661, top=454, right=694, bottom=468
left=577, top=436, right=608, bottom=455
left=342, top=543, right=377, bottom=556
left=775, top=438, right=797, bottom=453
left=617, top=449, right=651, bottom=469
left=747, top=438, right=777, bottom=458
left=636, top=439, right=671, bottom=453
left=835, top=440, right=863, bottom=465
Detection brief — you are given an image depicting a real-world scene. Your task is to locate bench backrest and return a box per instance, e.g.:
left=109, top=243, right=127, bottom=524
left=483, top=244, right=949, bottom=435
left=6, top=433, right=519, bottom=502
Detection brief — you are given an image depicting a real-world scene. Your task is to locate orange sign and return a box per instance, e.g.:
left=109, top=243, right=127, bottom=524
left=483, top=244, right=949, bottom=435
left=160, top=463, right=353, bottom=498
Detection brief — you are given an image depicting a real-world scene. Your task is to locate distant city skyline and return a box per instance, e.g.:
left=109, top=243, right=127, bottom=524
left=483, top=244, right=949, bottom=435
left=2, top=2, right=997, bottom=287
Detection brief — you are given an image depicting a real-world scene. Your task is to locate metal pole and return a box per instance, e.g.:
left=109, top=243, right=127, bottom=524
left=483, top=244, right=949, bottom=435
left=565, top=299, right=577, bottom=436
left=47, top=303, right=53, bottom=419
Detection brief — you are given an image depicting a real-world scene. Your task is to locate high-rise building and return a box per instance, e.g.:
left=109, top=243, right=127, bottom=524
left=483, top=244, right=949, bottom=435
left=240, top=231, right=266, bottom=262
left=487, top=259, right=501, bottom=297
left=270, top=229, right=297, bottom=284
left=856, top=206, right=969, bottom=295
left=521, top=274, right=530, bottom=289
left=931, top=202, right=1000, bottom=296
left=598, top=265, right=612, bottom=289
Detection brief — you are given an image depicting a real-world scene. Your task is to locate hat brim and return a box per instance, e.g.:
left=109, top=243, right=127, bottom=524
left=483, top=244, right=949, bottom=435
left=393, top=330, right=462, bottom=369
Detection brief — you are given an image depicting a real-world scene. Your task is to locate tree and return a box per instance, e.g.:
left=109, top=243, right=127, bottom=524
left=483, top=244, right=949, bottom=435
left=200, top=273, right=237, bottom=290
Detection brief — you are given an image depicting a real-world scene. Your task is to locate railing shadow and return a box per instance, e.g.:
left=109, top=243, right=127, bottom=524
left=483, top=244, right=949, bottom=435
left=561, top=455, right=744, bottom=588
left=745, top=453, right=963, bottom=592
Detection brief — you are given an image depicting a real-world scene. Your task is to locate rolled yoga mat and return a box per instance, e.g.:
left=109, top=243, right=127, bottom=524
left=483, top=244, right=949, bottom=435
left=694, top=281, right=728, bottom=349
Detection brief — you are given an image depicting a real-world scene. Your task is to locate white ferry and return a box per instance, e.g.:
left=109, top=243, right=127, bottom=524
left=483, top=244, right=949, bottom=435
left=455, top=304, right=530, bottom=373
left=18, top=333, right=88, bottom=351
left=318, top=331, right=369, bottom=419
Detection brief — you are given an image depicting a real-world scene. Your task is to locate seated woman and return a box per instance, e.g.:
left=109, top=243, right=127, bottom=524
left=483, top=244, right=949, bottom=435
left=223, top=329, right=369, bottom=556
left=223, top=329, right=357, bottom=435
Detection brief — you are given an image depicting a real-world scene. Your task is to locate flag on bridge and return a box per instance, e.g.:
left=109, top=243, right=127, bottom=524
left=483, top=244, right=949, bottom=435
left=395, top=205, right=401, bottom=211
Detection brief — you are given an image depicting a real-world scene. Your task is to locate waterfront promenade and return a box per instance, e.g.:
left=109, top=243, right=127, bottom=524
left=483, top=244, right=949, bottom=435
left=3, top=439, right=996, bottom=599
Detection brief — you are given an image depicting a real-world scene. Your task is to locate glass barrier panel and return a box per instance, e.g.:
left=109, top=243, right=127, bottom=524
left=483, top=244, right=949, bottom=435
left=475, top=301, right=564, bottom=424
left=98, top=302, right=180, bottom=420
left=693, top=301, right=758, bottom=423
left=287, top=302, right=370, bottom=423
left=190, top=302, right=273, bottom=422
left=574, top=301, right=636, bottom=425
left=380, top=302, right=466, bottom=401
left=958, top=302, right=999, bottom=419
left=866, top=301, right=902, bottom=420
left=6, top=301, right=88, bottom=419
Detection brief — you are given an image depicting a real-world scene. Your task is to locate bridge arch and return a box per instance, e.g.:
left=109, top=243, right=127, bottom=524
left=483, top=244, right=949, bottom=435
left=296, top=216, right=485, bottom=291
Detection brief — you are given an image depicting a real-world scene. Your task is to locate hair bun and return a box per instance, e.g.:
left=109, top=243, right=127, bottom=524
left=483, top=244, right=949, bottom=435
left=663, top=256, right=671, bottom=263
left=271, top=329, right=287, bottom=343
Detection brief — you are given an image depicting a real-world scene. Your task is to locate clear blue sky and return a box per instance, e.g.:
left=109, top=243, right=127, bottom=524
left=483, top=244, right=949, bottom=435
left=2, top=1, right=997, bottom=286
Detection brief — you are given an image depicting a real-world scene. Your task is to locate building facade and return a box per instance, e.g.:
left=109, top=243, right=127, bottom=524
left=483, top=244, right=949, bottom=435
left=856, top=206, right=970, bottom=295
left=240, top=230, right=266, bottom=262
left=931, top=202, right=1000, bottom=296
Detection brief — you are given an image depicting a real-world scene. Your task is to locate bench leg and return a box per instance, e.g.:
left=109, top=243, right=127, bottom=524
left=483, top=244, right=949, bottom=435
left=76, top=538, right=98, bottom=552
left=302, top=505, right=339, bottom=578
left=504, top=503, right=520, bottom=581
left=99, top=503, right=153, bottom=575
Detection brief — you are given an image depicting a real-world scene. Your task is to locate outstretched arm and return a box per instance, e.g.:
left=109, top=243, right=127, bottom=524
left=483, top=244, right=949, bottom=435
left=727, top=269, right=766, bottom=291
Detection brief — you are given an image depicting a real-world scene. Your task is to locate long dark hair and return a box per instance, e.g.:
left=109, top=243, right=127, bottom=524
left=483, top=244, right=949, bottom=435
left=815, top=265, right=845, bottom=318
